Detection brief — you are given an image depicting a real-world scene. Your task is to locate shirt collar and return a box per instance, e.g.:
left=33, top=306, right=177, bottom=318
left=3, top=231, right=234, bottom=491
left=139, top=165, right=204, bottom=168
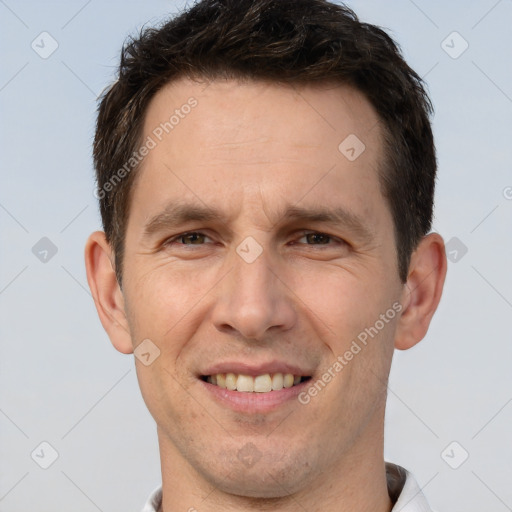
left=142, top=463, right=433, bottom=512
left=387, top=463, right=433, bottom=512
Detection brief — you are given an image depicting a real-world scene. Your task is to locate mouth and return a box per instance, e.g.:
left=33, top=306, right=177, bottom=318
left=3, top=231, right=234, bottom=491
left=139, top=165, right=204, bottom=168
left=200, top=373, right=311, bottom=392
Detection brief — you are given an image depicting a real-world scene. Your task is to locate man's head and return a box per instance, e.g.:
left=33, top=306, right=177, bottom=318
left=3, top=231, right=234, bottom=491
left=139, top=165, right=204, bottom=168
left=85, top=0, right=446, bottom=507
left=93, top=0, right=436, bottom=286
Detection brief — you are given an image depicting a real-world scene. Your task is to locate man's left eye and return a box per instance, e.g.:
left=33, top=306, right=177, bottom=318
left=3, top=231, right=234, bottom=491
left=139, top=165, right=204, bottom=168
left=297, top=232, right=339, bottom=245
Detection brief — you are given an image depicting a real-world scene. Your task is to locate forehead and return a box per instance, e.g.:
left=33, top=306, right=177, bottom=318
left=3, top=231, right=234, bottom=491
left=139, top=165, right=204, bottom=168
left=129, top=77, right=389, bottom=232
left=144, top=77, right=381, bottom=157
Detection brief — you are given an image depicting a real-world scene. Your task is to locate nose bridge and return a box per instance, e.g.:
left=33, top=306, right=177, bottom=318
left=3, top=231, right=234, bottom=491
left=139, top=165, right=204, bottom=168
left=212, top=240, right=295, bottom=339
left=233, top=244, right=273, bottom=301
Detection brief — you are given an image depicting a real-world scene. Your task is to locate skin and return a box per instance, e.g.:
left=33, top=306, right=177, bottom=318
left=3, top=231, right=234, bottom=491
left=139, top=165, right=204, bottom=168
left=85, top=78, right=446, bottom=512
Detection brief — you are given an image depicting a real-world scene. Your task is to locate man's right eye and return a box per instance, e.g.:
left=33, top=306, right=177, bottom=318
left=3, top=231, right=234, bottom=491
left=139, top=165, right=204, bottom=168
left=167, top=232, right=210, bottom=245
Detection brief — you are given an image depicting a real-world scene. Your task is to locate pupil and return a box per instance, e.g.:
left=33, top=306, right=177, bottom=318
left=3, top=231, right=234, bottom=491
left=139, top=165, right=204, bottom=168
left=185, top=233, right=203, bottom=244
left=308, top=233, right=329, bottom=244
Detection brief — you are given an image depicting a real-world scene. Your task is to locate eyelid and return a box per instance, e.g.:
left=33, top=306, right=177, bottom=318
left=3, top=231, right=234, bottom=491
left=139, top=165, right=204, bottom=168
left=295, top=230, right=346, bottom=244
left=164, top=230, right=213, bottom=245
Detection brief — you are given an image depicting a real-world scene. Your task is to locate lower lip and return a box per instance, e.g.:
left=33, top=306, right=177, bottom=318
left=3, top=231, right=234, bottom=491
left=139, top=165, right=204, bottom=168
left=200, top=379, right=310, bottom=413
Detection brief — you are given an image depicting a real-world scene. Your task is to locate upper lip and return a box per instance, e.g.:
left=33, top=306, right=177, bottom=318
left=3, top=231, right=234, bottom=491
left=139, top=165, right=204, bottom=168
left=200, top=361, right=313, bottom=377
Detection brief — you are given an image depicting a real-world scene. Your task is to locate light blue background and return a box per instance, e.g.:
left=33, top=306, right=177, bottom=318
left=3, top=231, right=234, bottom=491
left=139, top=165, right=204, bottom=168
left=1, top=1, right=511, bottom=510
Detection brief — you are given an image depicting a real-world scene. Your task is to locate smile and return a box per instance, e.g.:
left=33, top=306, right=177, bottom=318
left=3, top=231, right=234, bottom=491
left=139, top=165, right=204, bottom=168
left=201, top=373, right=311, bottom=392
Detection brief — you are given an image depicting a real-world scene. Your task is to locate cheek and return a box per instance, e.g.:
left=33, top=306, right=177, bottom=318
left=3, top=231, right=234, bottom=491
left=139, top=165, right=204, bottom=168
left=134, top=356, right=198, bottom=440
left=292, top=264, right=395, bottom=347
left=124, top=259, right=217, bottom=339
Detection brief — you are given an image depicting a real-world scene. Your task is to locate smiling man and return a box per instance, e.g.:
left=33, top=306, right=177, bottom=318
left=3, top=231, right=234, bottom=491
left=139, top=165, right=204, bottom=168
left=85, top=1, right=447, bottom=511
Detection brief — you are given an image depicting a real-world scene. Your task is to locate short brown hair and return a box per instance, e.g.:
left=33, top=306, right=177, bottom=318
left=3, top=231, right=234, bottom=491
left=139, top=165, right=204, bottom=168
left=93, top=0, right=436, bottom=285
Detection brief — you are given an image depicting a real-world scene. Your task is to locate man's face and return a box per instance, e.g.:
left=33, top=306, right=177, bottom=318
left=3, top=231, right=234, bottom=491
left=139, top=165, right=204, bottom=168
left=120, top=78, right=405, bottom=496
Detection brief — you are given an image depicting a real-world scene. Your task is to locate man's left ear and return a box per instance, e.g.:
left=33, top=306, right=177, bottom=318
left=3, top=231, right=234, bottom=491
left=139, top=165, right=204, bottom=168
left=395, top=232, right=447, bottom=350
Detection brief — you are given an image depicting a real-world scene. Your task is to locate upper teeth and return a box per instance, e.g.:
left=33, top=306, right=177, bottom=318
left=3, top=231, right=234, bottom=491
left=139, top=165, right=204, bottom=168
left=206, top=373, right=302, bottom=392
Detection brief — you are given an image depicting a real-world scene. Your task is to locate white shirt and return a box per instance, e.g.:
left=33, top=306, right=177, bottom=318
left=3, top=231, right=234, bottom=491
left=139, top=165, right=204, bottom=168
left=141, top=463, right=433, bottom=512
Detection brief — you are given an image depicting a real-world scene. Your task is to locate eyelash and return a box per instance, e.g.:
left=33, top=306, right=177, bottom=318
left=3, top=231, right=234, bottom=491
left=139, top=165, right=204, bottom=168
left=294, top=232, right=343, bottom=246
left=164, top=231, right=346, bottom=248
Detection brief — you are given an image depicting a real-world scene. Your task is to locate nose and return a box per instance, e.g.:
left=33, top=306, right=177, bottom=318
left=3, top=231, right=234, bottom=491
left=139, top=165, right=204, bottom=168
left=211, top=246, right=297, bottom=341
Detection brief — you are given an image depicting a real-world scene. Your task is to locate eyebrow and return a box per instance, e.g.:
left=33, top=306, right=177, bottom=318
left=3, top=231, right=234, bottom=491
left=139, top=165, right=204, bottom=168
left=142, top=201, right=375, bottom=243
left=279, top=205, right=375, bottom=243
left=143, top=203, right=227, bottom=237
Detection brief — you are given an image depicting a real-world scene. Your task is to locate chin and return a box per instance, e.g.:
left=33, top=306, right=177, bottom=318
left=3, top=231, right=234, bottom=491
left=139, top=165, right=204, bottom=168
left=212, top=472, right=304, bottom=499
left=198, top=443, right=314, bottom=498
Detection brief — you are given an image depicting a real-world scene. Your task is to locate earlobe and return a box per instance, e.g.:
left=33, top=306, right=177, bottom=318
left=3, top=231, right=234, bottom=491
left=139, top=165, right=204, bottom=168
left=84, top=231, right=134, bottom=354
left=394, top=233, right=447, bottom=350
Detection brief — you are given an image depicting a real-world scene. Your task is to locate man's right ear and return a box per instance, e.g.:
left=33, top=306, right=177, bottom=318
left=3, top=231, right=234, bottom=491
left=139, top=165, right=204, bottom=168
left=84, top=231, right=133, bottom=354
